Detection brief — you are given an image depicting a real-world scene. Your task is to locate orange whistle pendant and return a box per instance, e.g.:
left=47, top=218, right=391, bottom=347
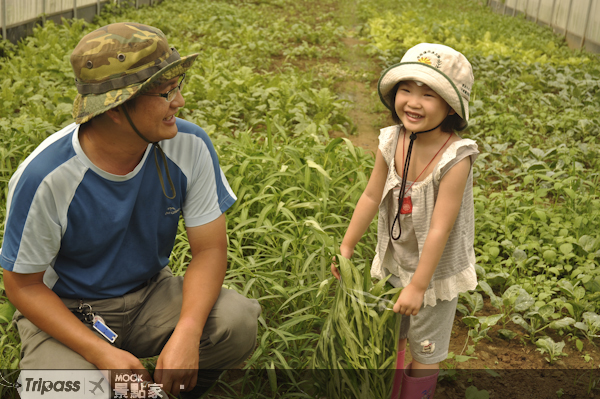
left=400, top=196, right=412, bottom=214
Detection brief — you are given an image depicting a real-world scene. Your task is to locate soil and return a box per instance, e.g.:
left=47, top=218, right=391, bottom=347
left=327, top=31, right=600, bottom=399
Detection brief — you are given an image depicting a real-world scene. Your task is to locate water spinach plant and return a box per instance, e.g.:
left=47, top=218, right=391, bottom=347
left=312, top=256, right=400, bottom=398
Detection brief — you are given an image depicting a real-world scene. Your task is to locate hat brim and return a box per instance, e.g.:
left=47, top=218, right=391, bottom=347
left=378, top=62, right=469, bottom=131
left=72, top=52, right=199, bottom=125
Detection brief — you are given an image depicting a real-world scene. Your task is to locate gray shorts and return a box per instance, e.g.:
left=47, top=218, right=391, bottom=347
left=398, top=297, right=458, bottom=364
left=14, top=267, right=262, bottom=374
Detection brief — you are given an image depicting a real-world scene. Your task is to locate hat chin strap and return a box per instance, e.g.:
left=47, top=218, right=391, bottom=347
left=121, top=105, right=176, bottom=200
left=391, top=120, right=443, bottom=240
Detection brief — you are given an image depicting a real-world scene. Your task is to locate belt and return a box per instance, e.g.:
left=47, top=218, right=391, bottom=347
left=126, top=280, right=150, bottom=294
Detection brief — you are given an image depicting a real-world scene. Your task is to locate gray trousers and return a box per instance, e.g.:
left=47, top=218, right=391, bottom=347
left=397, top=297, right=458, bottom=364
left=14, top=267, right=261, bottom=378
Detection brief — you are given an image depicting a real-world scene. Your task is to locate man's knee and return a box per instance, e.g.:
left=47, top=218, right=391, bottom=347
left=219, top=293, right=261, bottom=354
left=201, top=290, right=261, bottom=368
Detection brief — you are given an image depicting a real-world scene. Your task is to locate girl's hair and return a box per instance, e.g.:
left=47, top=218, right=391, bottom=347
left=390, top=82, right=464, bottom=133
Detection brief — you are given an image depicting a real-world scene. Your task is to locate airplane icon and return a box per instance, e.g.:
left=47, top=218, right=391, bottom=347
left=89, top=377, right=105, bottom=394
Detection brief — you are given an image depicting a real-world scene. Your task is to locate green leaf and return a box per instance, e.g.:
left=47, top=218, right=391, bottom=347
left=485, top=272, right=508, bottom=287
left=454, top=355, right=477, bottom=363
left=497, top=329, right=517, bottom=340
left=478, top=314, right=503, bottom=328
left=559, top=243, right=573, bottom=256
left=465, top=385, right=490, bottom=399
left=324, top=137, right=343, bottom=152
left=462, top=291, right=484, bottom=314
left=0, top=301, right=16, bottom=323
left=479, top=280, right=502, bottom=309
left=511, top=314, right=532, bottom=333
left=266, top=361, right=278, bottom=395
left=306, top=159, right=331, bottom=180
left=514, top=292, right=535, bottom=312
left=488, top=246, right=499, bottom=258
left=513, top=248, right=527, bottom=262
left=534, top=210, right=547, bottom=223
left=456, top=303, right=469, bottom=316
left=563, top=187, right=576, bottom=200
left=542, top=250, right=556, bottom=264
left=578, top=235, right=596, bottom=253
left=549, top=317, right=575, bottom=330
left=583, top=277, right=600, bottom=293
left=485, top=368, right=501, bottom=378
left=462, top=316, right=480, bottom=328
left=317, top=278, right=335, bottom=298
left=538, top=305, right=555, bottom=319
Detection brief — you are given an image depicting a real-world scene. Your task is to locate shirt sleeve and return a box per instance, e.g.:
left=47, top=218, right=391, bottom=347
left=169, top=124, right=236, bottom=228
left=436, top=140, right=479, bottom=182
left=1, top=162, right=78, bottom=274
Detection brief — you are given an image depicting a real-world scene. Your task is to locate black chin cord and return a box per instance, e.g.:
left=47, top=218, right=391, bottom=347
left=122, top=106, right=176, bottom=200
left=390, top=122, right=443, bottom=241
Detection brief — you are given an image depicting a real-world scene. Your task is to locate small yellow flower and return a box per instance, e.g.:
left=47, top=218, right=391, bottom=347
left=418, top=56, right=432, bottom=65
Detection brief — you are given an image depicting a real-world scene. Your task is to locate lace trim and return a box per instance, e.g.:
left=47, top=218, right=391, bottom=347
left=378, top=125, right=400, bottom=162
left=393, top=264, right=478, bottom=308
left=434, top=139, right=477, bottom=182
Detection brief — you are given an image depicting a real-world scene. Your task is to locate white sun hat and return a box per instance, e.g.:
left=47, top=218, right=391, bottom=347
left=378, top=43, right=474, bottom=130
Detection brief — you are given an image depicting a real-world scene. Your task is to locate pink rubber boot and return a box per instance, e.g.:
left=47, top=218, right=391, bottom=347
left=390, top=349, right=405, bottom=399
left=398, top=362, right=439, bottom=399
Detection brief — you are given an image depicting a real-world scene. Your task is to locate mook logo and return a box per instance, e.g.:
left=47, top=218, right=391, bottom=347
left=18, top=370, right=110, bottom=399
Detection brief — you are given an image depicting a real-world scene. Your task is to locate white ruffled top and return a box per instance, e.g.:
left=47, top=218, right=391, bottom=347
left=371, top=125, right=479, bottom=307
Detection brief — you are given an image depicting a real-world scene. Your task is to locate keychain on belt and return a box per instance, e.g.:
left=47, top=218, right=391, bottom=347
left=74, top=301, right=118, bottom=343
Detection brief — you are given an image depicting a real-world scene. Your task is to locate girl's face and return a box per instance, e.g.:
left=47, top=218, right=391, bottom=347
left=394, top=80, right=455, bottom=132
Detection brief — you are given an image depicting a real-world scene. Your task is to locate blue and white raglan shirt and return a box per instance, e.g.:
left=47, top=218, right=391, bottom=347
left=0, top=118, right=236, bottom=299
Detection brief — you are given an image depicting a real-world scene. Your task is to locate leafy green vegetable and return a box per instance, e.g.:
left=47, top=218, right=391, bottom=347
left=311, top=256, right=401, bottom=398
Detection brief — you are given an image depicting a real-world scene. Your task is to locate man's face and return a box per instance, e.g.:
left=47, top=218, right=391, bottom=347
left=127, top=75, right=186, bottom=143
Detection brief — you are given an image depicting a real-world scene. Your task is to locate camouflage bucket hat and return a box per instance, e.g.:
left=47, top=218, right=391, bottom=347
left=71, top=22, right=199, bottom=124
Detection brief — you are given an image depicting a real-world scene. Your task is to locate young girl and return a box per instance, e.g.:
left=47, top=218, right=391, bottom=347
left=332, top=43, right=478, bottom=399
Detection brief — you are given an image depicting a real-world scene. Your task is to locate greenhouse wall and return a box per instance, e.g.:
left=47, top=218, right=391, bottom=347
left=1, top=0, right=163, bottom=43
left=488, top=0, right=600, bottom=53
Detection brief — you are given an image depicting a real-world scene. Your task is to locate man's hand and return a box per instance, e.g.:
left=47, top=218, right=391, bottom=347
left=393, top=283, right=425, bottom=316
left=93, top=347, right=150, bottom=374
left=89, top=347, right=154, bottom=396
left=154, top=329, right=199, bottom=396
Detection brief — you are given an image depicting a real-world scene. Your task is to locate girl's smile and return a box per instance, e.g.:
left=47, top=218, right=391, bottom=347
left=394, top=81, right=454, bottom=133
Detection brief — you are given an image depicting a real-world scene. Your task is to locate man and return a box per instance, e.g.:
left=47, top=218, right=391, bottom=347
left=0, top=22, right=260, bottom=398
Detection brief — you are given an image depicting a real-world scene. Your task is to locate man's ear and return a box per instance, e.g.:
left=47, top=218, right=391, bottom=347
left=104, top=106, right=125, bottom=125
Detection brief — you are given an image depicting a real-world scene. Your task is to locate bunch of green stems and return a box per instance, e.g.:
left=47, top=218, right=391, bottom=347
left=312, top=256, right=401, bottom=399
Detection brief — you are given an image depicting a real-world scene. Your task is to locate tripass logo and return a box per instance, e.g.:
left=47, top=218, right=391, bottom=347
left=18, top=370, right=110, bottom=399
left=22, top=377, right=82, bottom=394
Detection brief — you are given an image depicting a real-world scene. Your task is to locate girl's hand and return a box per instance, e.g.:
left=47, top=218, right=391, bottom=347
left=331, top=259, right=341, bottom=280
left=331, top=245, right=355, bottom=280
left=393, top=283, right=425, bottom=316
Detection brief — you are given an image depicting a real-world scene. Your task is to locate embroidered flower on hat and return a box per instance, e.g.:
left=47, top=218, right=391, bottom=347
left=417, top=50, right=442, bottom=68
